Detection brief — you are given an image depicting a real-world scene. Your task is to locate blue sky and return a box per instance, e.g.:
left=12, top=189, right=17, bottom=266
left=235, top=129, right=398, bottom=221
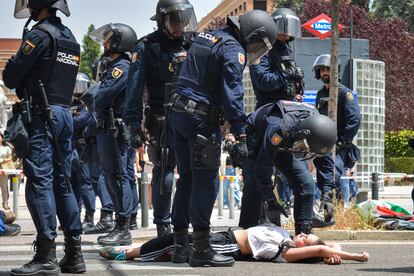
left=0, top=0, right=222, bottom=43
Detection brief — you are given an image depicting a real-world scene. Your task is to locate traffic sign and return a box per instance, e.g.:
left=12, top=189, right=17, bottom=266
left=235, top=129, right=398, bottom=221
left=302, top=13, right=344, bottom=40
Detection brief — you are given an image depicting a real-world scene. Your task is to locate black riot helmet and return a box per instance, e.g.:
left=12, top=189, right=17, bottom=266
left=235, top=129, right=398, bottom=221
left=73, top=72, right=90, bottom=97
left=228, top=10, right=278, bottom=66
left=151, top=0, right=199, bottom=34
left=313, top=54, right=341, bottom=80
left=292, top=114, right=337, bottom=160
left=89, top=23, right=138, bottom=54
left=14, top=0, right=70, bottom=19
left=271, top=8, right=301, bottom=40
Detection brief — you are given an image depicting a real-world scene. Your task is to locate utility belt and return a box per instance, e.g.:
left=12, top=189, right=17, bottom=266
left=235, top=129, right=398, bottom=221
left=171, top=94, right=211, bottom=118
left=96, top=116, right=130, bottom=141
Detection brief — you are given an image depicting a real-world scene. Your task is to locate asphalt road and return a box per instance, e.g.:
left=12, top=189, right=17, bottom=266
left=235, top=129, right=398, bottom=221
left=1, top=241, right=413, bottom=276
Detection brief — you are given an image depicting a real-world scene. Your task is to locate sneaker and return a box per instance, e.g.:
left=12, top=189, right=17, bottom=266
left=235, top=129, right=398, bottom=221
left=99, top=246, right=130, bottom=260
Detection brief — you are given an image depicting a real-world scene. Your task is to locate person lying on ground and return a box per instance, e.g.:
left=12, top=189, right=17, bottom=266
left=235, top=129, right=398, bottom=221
left=99, top=224, right=369, bottom=265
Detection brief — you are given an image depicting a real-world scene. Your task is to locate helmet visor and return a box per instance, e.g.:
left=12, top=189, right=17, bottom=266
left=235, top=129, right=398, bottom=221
left=88, top=24, right=114, bottom=44
left=164, top=4, right=199, bottom=33
left=14, top=0, right=30, bottom=19
left=246, top=37, right=273, bottom=66
left=73, top=74, right=90, bottom=96
left=274, top=14, right=302, bottom=38
left=292, top=139, right=317, bottom=161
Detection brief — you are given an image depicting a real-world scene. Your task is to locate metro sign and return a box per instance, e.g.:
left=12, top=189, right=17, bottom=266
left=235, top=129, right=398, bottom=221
left=302, top=13, right=344, bottom=40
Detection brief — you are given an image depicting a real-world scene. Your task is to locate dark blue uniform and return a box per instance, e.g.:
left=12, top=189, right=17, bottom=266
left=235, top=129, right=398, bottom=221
left=249, top=101, right=317, bottom=230
left=170, top=27, right=246, bottom=231
left=239, top=41, right=300, bottom=229
left=70, top=99, right=96, bottom=213
left=124, top=30, right=191, bottom=227
left=313, top=84, right=361, bottom=193
left=2, top=16, right=82, bottom=239
left=94, top=54, right=133, bottom=218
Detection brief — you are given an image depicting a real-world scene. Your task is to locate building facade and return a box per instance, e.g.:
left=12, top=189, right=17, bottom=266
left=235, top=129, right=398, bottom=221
left=0, top=38, right=21, bottom=102
left=199, top=0, right=273, bottom=31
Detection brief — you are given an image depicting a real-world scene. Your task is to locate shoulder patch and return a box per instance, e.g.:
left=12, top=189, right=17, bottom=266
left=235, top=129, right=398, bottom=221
left=22, top=40, right=36, bottom=55
left=238, top=53, right=245, bottom=65
left=112, top=67, right=123, bottom=79
left=346, top=92, right=354, bottom=101
left=271, top=133, right=283, bottom=146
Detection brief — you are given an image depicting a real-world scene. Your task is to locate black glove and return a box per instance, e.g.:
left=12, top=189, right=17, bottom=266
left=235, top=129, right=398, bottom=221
left=229, top=136, right=248, bottom=167
left=130, top=126, right=143, bottom=150
left=264, top=199, right=289, bottom=226
left=319, top=191, right=335, bottom=222
left=286, top=66, right=304, bottom=80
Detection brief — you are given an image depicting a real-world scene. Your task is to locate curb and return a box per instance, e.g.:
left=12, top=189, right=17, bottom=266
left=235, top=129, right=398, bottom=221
left=298, top=229, right=414, bottom=241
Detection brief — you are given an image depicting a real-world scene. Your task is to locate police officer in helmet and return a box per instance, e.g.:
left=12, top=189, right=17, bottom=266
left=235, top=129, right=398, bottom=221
left=312, top=54, right=361, bottom=225
left=123, top=0, right=198, bottom=237
left=168, top=10, right=277, bottom=267
left=239, top=7, right=304, bottom=230
left=4, top=0, right=86, bottom=275
left=249, top=100, right=336, bottom=235
left=89, top=23, right=138, bottom=246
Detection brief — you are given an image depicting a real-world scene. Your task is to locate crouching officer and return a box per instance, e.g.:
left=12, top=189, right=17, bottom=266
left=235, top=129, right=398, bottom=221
left=312, top=54, right=361, bottom=225
left=4, top=0, right=86, bottom=274
left=123, top=0, right=197, bottom=237
left=248, top=101, right=337, bottom=235
left=169, top=10, right=277, bottom=267
left=89, top=23, right=137, bottom=246
left=71, top=73, right=96, bottom=233
left=240, top=7, right=303, bottom=229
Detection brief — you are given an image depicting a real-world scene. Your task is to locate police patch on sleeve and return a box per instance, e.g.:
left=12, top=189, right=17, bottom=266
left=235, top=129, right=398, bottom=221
left=22, top=40, right=36, bottom=55
left=112, top=67, right=123, bottom=79
left=271, top=134, right=283, bottom=146
left=346, top=92, right=354, bottom=101
left=238, top=53, right=245, bottom=65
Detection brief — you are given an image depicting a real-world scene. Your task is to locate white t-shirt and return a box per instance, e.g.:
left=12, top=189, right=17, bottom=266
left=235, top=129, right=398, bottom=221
left=247, top=225, right=295, bottom=262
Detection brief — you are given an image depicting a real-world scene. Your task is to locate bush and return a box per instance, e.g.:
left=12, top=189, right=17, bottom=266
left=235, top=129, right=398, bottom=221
left=384, top=157, right=414, bottom=174
left=385, top=130, right=414, bottom=158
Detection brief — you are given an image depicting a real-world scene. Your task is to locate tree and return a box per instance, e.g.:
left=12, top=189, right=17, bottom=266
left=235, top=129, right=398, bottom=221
left=328, top=0, right=340, bottom=123
left=351, top=0, right=371, bottom=12
left=79, top=24, right=102, bottom=79
left=372, top=0, right=414, bottom=32
left=272, top=0, right=304, bottom=14
left=302, top=0, right=414, bottom=131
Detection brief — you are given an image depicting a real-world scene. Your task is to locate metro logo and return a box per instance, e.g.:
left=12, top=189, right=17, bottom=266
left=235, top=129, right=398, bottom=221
left=302, top=13, right=344, bottom=40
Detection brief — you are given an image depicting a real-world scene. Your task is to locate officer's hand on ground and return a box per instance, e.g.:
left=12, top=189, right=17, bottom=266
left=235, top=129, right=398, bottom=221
left=229, top=135, right=248, bottom=167
left=130, top=125, right=144, bottom=149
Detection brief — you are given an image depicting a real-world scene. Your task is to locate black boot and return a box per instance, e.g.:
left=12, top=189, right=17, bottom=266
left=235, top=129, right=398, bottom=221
left=97, top=215, right=132, bottom=246
left=295, top=223, right=312, bottom=235
left=130, top=214, right=138, bottom=230
left=59, top=235, right=86, bottom=273
left=82, top=211, right=95, bottom=233
left=156, top=223, right=172, bottom=237
left=171, top=228, right=191, bottom=263
left=189, top=230, right=235, bottom=267
left=11, top=238, right=60, bottom=276
left=84, top=210, right=114, bottom=234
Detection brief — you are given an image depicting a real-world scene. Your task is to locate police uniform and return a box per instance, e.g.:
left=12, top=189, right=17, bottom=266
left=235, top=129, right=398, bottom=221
left=2, top=16, right=82, bottom=240
left=124, top=29, right=191, bottom=232
left=170, top=27, right=246, bottom=231
left=94, top=54, right=133, bottom=221
left=313, top=84, right=361, bottom=194
left=70, top=98, right=96, bottom=216
left=248, top=101, right=317, bottom=233
left=239, top=41, right=301, bottom=229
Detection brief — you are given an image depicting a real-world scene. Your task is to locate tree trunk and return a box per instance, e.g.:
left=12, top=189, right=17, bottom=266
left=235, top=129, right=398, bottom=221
left=329, top=0, right=340, bottom=123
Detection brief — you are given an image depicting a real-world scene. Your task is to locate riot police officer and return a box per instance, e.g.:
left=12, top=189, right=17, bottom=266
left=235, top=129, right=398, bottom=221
left=312, top=54, right=361, bottom=224
left=249, top=100, right=337, bottom=235
left=240, top=7, right=304, bottom=229
left=89, top=23, right=137, bottom=246
left=70, top=73, right=97, bottom=233
left=123, top=0, right=197, bottom=237
left=4, top=0, right=86, bottom=274
left=169, top=10, right=277, bottom=267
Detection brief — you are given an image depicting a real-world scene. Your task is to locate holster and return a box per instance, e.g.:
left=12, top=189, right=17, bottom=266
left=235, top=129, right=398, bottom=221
left=193, top=134, right=220, bottom=169
left=145, top=110, right=166, bottom=166
left=4, top=114, right=30, bottom=159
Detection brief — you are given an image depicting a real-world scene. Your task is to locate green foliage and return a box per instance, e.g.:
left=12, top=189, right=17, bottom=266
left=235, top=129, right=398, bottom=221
left=79, top=24, right=102, bottom=79
left=385, top=130, right=414, bottom=158
left=384, top=157, right=414, bottom=174
left=372, top=0, right=414, bottom=32
left=272, top=0, right=304, bottom=15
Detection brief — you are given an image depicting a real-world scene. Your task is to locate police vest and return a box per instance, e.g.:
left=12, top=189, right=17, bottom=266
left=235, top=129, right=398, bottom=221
left=33, top=19, right=80, bottom=106
left=144, top=31, right=190, bottom=112
left=177, top=28, right=237, bottom=104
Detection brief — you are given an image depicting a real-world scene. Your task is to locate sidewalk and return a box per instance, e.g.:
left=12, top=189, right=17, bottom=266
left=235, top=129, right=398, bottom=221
left=3, top=183, right=414, bottom=246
